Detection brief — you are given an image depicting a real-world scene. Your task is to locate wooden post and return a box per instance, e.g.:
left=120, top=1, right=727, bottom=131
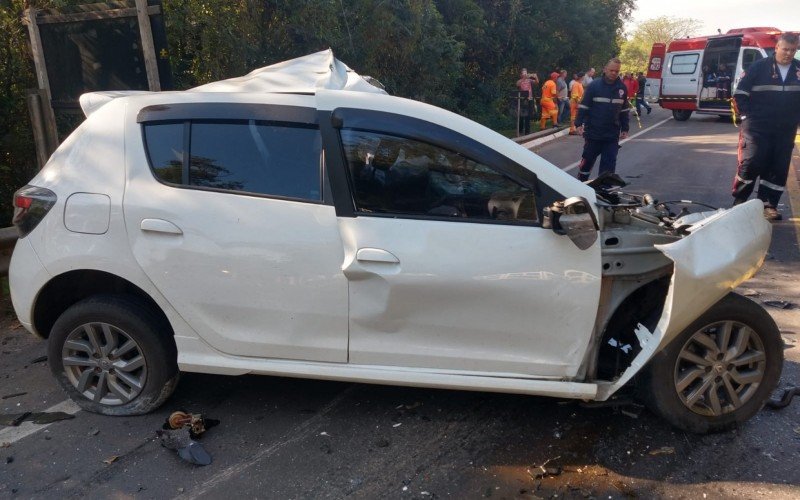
left=135, top=0, right=161, bottom=91
left=23, top=8, right=59, bottom=158
left=26, top=90, right=50, bottom=169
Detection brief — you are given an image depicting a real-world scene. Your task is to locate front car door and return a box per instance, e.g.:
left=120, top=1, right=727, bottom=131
left=124, top=96, right=348, bottom=362
left=323, top=107, right=602, bottom=378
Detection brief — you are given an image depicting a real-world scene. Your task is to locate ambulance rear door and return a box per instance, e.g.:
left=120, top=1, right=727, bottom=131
left=661, top=50, right=703, bottom=107
left=698, top=35, right=742, bottom=114
left=645, top=43, right=666, bottom=101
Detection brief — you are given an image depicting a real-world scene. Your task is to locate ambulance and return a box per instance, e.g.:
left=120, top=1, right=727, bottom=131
left=645, top=27, right=798, bottom=121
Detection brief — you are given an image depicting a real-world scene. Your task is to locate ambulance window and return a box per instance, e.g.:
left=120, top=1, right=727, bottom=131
left=671, top=54, right=699, bottom=75
left=742, top=49, right=763, bottom=71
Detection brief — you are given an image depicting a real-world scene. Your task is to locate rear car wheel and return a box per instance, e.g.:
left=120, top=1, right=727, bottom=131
left=48, top=295, right=179, bottom=415
left=642, top=293, right=783, bottom=433
left=672, top=109, right=692, bottom=121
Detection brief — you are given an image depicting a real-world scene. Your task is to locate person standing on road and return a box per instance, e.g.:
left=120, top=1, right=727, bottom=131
left=569, top=72, right=585, bottom=134
left=731, top=33, right=800, bottom=221
left=540, top=72, right=560, bottom=129
left=516, top=69, right=534, bottom=135
left=557, top=70, right=570, bottom=124
left=574, top=58, right=631, bottom=181
left=636, top=72, right=652, bottom=115
left=582, top=68, right=595, bottom=88
left=622, top=72, right=639, bottom=115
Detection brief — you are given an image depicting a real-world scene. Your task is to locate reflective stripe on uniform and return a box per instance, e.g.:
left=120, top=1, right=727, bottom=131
left=611, top=99, right=625, bottom=104
left=759, top=179, right=785, bottom=191
left=578, top=104, right=590, bottom=109
left=750, top=84, right=800, bottom=92
left=733, top=89, right=750, bottom=96
left=736, top=175, right=754, bottom=185
left=592, top=97, right=611, bottom=103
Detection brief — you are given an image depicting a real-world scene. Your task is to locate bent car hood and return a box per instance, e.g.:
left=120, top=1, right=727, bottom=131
left=596, top=199, right=771, bottom=399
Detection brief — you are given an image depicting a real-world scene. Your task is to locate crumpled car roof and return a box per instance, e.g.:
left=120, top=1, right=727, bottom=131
left=189, top=48, right=386, bottom=94
left=79, top=49, right=384, bottom=117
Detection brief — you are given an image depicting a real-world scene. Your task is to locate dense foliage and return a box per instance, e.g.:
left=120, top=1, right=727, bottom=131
left=619, top=16, right=702, bottom=72
left=0, top=0, right=634, bottom=224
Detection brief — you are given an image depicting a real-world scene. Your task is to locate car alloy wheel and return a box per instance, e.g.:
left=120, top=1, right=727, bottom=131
left=62, top=322, right=148, bottom=405
left=673, top=320, right=766, bottom=417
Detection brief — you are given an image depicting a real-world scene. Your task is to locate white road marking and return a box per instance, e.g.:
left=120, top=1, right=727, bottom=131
left=560, top=116, right=673, bottom=172
left=0, top=399, right=81, bottom=445
left=180, top=386, right=355, bottom=499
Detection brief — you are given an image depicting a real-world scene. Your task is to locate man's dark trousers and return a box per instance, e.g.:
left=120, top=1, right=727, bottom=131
left=732, top=120, right=796, bottom=207
left=577, top=139, right=620, bottom=181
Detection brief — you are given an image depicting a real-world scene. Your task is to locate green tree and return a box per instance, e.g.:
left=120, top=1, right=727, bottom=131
left=620, top=16, right=703, bottom=72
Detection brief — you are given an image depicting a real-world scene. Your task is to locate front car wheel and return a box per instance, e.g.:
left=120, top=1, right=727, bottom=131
left=641, top=293, right=783, bottom=433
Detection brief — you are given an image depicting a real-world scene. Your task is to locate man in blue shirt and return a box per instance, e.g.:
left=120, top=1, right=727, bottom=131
left=574, top=58, right=631, bottom=181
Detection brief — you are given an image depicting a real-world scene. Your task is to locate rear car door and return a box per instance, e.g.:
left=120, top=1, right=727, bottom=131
left=124, top=99, right=348, bottom=362
left=324, top=109, right=602, bottom=378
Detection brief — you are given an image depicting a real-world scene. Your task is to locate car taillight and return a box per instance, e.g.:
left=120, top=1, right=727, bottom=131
left=12, top=185, right=56, bottom=238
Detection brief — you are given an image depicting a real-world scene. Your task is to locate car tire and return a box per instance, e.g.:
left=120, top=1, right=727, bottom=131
left=672, top=109, right=692, bottom=121
left=641, top=292, right=783, bottom=433
left=48, top=294, right=179, bottom=416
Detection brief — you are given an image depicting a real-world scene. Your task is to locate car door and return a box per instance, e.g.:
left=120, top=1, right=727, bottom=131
left=124, top=100, right=348, bottom=362
left=325, top=109, right=601, bottom=378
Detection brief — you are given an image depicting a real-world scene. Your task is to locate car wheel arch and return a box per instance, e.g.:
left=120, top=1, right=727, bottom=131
left=590, top=276, right=671, bottom=382
left=33, top=269, right=174, bottom=342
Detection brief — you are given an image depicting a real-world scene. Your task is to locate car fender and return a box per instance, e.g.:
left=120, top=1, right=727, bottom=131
left=595, top=199, right=770, bottom=400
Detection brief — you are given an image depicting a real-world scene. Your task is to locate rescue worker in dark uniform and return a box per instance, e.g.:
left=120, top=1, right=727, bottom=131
left=731, top=33, right=800, bottom=221
left=574, top=58, right=631, bottom=181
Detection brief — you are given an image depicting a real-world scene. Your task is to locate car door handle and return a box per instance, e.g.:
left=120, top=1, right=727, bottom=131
left=140, top=218, right=183, bottom=235
left=690, top=78, right=697, bottom=82
left=356, top=248, right=400, bottom=264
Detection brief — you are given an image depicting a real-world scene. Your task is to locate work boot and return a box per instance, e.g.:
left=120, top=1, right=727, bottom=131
left=647, top=107, right=652, bottom=115
left=763, top=206, right=783, bottom=221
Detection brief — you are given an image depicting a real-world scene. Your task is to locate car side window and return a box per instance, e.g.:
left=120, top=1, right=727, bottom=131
left=341, top=129, right=537, bottom=222
left=143, top=120, right=322, bottom=201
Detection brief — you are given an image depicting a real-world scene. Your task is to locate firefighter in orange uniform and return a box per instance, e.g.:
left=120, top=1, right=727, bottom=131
left=540, top=72, right=560, bottom=129
left=569, top=72, right=585, bottom=134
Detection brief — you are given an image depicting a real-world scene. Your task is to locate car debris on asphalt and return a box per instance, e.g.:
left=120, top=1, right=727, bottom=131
left=763, top=300, right=796, bottom=310
left=0, top=411, right=74, bottom=427
left=156, top=410, right=218, bottom=466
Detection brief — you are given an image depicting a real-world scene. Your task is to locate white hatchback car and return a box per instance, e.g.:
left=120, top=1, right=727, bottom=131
left=9, top=51, right=782, bottom=433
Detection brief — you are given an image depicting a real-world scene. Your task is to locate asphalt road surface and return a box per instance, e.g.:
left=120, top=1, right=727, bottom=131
left=1, top=107, right=799, bottom=499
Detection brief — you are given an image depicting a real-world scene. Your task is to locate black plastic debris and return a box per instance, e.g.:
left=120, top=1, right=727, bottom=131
left=178, top=441, right=212, bottom=466
left=29, top=355, right=47, bottom=364
left=765, top=387, right=800, bottom=409
left=30, top=412, right=75, bottom=424
left=156, top=428, right=212, bottom=466
left=0, top=411, right=74, bottom=427
left=0, top=413, right=31, bottom=427
left=1, top=392, right=27, bottom=400
left=763, top=300, right=796, bottom=310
